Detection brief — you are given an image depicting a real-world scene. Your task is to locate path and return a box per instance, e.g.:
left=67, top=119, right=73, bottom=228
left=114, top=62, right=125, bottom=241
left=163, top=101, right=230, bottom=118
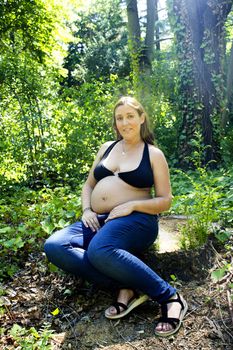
left=158, top=216, right=186, bottom=253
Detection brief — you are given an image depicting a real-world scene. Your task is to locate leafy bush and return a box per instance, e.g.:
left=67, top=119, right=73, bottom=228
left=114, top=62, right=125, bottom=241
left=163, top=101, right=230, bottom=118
left=220, top=127, right=233, bottom=166
left=0, top=186, right=82, bottom=280
left=8, top=323, right=54, bottom=349
left=170, top=165, right=233, bottom=249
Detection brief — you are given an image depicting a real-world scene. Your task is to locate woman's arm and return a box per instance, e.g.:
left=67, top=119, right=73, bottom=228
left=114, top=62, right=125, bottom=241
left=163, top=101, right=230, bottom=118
left=81, top=141, right=114, bottom=209
left=81, top=141, right=113, bottom=231
left=132, top=146, right=172, bottom=214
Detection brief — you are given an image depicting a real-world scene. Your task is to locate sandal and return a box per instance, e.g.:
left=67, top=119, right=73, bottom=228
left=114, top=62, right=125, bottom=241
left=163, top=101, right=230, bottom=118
left=105, top=292, right=149, bottom=319
left=154, top=293, right=188, bottom=337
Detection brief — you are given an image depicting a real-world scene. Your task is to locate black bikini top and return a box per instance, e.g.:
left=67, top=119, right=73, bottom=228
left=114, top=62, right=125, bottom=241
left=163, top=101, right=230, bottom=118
left=93, top=140, right=154, bottom=188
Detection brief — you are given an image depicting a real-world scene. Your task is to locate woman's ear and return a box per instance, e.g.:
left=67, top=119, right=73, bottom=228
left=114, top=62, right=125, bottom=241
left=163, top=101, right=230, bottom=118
left=140, top=113, right=146, bottom=124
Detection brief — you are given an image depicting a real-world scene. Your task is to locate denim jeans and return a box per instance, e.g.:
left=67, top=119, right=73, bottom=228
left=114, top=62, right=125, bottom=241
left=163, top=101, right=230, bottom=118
left=44, top=212, right=176, bottom=303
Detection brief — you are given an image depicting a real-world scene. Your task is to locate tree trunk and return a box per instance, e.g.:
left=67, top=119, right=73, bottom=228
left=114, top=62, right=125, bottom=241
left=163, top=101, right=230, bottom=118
left=126, top=0, right=141, bottom=76
left=143, top=0, right=156, bottom=73
left=126, top=0, right=157, bottom=103
left=170, top=0, right=233, bottom=167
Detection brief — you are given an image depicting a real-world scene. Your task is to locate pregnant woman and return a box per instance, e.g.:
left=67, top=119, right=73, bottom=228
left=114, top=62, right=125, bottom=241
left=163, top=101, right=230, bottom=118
left=44, top=96, right=188, bottom=337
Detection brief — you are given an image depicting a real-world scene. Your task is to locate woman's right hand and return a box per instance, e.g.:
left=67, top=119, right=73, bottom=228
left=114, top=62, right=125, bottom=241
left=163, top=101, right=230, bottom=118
left=81, top=209, right=100, bottom=232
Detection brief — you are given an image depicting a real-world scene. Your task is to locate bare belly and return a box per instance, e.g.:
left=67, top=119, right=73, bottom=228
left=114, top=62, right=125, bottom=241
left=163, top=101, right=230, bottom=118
left=91, top=176, right=151, bottom=213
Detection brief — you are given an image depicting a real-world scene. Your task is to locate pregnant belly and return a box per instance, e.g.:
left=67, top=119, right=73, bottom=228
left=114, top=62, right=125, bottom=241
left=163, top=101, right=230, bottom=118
left=91, top=176, right=151, bottom=213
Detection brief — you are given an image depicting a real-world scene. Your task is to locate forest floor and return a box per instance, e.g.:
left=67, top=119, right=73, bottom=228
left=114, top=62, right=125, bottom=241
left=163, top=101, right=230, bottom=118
left=1, top=217, right=233, bottom=350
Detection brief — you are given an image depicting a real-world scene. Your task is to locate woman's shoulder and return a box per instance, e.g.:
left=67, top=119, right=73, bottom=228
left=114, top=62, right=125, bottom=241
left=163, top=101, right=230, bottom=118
left=102, top=140, right=116, bottom=147
left=101, top=140, right=117, bottom=150
left=98, top=140, right=117, bottom=157
left=148, top=144, right=164, bottom=156
left=147, top=144, right=167, bottom=163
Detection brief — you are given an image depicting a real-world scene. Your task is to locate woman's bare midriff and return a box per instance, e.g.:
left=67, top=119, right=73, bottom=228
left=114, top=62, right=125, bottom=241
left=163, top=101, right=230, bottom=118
left=91, top=176, right=152, bottom=213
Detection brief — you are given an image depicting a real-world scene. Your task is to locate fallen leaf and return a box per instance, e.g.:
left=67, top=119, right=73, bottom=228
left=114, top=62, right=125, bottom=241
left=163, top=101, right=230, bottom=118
left=51, top=307, right=60, bottom=316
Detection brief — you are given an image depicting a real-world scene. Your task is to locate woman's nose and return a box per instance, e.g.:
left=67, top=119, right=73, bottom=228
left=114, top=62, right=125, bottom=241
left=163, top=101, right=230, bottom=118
left=122, top=118, right=129, bottom=125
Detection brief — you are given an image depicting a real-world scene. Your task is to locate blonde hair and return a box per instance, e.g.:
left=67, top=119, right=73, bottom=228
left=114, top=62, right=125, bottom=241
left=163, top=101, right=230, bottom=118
left=113, top=96, right=155, bottom=145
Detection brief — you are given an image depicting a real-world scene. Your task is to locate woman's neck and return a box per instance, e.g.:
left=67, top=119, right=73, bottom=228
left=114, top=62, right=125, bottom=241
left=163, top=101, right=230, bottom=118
left=122, top=136, right=143, bottom=146
left=121, top=138, right=143, bottom=155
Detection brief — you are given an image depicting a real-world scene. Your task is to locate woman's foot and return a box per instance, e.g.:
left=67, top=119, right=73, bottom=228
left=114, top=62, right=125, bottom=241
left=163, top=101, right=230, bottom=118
left=106, top=289, right=134, bottom=317
left=155, top=293, right=188, bottom=337
left=105, top=289, right=149, bottom=319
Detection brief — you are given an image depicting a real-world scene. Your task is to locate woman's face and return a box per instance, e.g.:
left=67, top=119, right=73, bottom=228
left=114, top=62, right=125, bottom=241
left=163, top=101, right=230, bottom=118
left=114, top=104, right=145, bottom=140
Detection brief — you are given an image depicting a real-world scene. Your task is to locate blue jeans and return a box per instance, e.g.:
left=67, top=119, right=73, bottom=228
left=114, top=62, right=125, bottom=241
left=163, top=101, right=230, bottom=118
left=44, top=212, right=176, bottom=303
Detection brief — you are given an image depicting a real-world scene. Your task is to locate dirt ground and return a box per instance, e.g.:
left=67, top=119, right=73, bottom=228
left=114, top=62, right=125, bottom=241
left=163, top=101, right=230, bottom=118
left=1, top=218, right=233, bottom=350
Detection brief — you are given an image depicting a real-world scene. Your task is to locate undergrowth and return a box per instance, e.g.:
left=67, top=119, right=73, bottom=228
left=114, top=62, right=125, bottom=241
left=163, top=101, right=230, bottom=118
left=170, top=166, right=233, bottom=249
left=0, top=185, right=83, bottom=280
left=7, top=323, right=54, bottom=349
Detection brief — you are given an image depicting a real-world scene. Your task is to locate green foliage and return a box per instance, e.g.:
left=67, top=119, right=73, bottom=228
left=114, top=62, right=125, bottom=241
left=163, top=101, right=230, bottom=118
left=166, top=0, right=232, bottom=167
left=9, top=323, right=54, bottom=349
left=177, top=172, right=220, bottom=249
left=0, top=186, right=82, bottom=280
left=220, top=128, right=233, bottom=166
left=0, top=48, right=133, bottom=188
left=63, top=0, right=130, bottom=85
left=214, top=230, right=232, bottom=244
left=0, top=0, right=74, bottom=187
left=211, top=228, right=233, bottom=296
left=47, top=76, right=133, bottom=184
left=146, top=50, right=179, bottom=162
left=211, top=266, right=230, bottom=282
left=0, top=0, right=231, bottom=189
left=170, top=141, right=233, bottom=249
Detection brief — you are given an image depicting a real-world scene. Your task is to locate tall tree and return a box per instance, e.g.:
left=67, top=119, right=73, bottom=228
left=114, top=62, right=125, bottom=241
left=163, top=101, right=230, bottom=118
left=126, top=0, right=157, bottom=99
left=63, top=0, right=130, bottom=86
left=0, top=0, right=72, bottom=182
left=168, top=0, right=233, bottom=167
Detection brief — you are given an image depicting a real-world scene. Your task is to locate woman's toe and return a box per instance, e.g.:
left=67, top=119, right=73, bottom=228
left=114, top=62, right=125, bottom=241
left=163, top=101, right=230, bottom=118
left=106, top=306, right=116, bottom=316
left=164, top=323, right=171, bottom=332
left=155, top=322, right=173, bottom=333
left=155, top=322, right=163, bottom=331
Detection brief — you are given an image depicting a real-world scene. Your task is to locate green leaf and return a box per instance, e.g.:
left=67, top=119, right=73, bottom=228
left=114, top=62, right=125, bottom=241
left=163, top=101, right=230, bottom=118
left=63, top=289, right=72, bottom=296
left=170, top=274, right=177, bottom=281
left=215, top=230, right=232, bottom=243
left=7, top=264, right=19, bottom=277
left=56, top=218, right=70, bottom=228
left=0, top=227, right=12, bottom=233
left=211, top=268, right=227, bottom=282
left=3, top=237, right=24, bottom=251
left=29, top=327, right=40, bottom=339
left=65, top=211, right=75, bottom=218
left=10, top=324, right=24, bottom=336
left=18, top=224, right=27, bottom=233
left=48, top=263, right=59, bottom=272
left=41, top=220, right=55, bottom=234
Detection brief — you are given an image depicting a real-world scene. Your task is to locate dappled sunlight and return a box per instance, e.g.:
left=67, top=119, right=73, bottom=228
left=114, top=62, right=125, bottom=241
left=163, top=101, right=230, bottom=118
left=157, top=216, right=184, bottom=253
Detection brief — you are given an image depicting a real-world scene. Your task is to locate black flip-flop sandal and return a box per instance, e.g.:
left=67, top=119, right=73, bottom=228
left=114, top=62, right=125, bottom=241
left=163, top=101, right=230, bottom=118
left=105, top=293, right=149, bottom=319
left=154, top=293, right=188, bottom=337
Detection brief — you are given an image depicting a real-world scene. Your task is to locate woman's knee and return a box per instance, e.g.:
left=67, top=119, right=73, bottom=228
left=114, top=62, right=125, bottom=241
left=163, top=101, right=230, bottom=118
left=44, top=231, right=64, bottom=259
left=87, top=239, right=113, bottom=267
left=44, top=236, right=55, bottom=259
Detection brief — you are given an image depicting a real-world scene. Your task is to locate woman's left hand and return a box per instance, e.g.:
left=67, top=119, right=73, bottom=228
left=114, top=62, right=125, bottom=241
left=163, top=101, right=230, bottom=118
left=105, top=202, right=134, bottom=223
